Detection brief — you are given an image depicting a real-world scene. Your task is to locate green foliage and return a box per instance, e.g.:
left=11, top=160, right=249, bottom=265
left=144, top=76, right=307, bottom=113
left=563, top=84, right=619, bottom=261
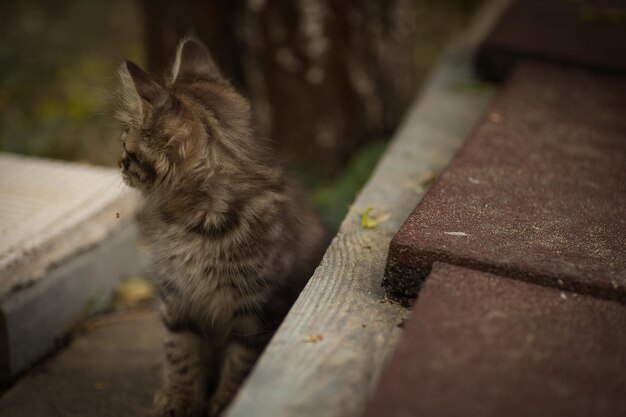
left=0, top=0, right=143, bottom=165
left=312, top=140, right=388, bottom=233
left=454, top=80, right=495, bottom=93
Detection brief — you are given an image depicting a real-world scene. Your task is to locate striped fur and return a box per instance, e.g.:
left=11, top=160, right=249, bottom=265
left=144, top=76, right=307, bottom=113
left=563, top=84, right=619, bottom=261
left=117, top=38, right=326, bottom=417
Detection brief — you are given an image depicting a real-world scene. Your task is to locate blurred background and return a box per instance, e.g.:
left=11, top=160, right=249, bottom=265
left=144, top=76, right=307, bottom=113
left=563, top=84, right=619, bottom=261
left=0, top=0, right=481, bottom=231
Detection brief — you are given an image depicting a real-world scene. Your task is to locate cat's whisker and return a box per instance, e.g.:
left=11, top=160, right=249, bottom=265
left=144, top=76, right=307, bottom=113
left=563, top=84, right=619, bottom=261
left=108, top=177, right=127, bottom=214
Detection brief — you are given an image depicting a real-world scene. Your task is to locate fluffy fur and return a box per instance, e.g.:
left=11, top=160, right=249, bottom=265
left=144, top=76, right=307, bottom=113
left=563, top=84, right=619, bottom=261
left=116, top=38, right=325, bottom=417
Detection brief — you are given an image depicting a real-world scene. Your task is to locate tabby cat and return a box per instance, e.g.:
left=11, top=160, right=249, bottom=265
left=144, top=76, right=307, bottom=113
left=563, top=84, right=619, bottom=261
left=116, top=38, right=326, bottom=417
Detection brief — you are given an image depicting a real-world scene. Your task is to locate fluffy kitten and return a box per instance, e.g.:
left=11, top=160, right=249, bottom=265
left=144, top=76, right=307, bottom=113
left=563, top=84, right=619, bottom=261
left=116, top=38, right=326, bottom=417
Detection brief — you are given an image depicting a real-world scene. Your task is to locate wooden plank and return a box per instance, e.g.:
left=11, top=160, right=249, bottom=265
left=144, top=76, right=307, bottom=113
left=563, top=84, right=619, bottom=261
left=224, top=3, right=508, bottom=415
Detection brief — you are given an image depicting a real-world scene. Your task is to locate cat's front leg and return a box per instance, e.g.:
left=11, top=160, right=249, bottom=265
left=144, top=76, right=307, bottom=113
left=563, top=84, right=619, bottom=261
left=154, top=330, right=209, bottom=417
left=208, top=338, right=261, bottom=417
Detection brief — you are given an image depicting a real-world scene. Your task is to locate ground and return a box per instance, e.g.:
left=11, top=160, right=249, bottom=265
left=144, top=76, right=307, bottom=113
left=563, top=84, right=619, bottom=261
left=0, top=306, right=161, bottom=417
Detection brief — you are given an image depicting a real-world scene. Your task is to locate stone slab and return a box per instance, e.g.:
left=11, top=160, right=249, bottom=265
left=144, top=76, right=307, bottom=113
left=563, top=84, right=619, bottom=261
left=384, top=63, right=626, bottom=302
left=476, top=0, right=626, bottom=81
left=366, top=262, right=626, bottom=417
left=0, top=223, right=141, bottom=386
left=0, top=309, right=161, bottom=417
left=0, top=152, right=138, bottom=299
left=0, top=153, right=143, bottom=385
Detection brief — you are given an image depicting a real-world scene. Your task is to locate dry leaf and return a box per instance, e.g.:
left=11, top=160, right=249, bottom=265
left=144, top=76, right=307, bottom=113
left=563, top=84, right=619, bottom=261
left=360, top=207, right=390, bottom=229
left=304, top=334, right=324, bottom=343
left=488, top=112, right=503, bottom=123
left=116, top=276, right=154, bottom=306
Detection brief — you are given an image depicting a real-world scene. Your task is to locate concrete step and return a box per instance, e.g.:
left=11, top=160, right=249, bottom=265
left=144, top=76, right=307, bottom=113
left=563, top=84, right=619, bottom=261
left=384, top=63, right=626, bottom=303
left=0, top=153, right=141, bottom=386
left=477, top=0, right=626, bottom=80
left=365, top=263, right=626, bottom=417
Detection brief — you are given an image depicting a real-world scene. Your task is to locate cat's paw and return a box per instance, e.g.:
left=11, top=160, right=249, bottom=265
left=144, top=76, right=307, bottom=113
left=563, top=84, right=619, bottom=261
left=207, top=396, right=230, bottom=417
left=153, top=390, right=204, bottom=417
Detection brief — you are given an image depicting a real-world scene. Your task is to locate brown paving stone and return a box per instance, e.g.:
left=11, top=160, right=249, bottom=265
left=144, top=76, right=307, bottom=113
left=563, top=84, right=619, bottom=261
left=477, top=0, right=626, bottom=81
left=366, top=262, right=626, bottom=417
left=384, top=62, right=626, bottom=302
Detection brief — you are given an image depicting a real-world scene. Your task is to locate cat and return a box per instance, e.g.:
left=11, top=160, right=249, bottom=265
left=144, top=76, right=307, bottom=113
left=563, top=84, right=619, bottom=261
left=116, top=37, right=326, bottom=417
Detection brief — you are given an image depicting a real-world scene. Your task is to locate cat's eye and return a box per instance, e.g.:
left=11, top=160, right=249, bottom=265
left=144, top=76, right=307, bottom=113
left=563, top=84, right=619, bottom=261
left=121, top=128, right=130, bottom=141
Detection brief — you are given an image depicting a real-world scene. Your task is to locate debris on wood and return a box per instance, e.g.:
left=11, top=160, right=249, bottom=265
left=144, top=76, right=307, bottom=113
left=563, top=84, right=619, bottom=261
left=403, top=171, right=438, bottom=194
left=419, top=171, right=437, bottom=187
left=403, top=179, right=423, bottom=194
left=360, top=207, right=390, bottom=229
left=361, top=207, right=378, bottom=228
left=303, top=334, right=324, bottom=343
left=488, top=112, right=503, bottom=123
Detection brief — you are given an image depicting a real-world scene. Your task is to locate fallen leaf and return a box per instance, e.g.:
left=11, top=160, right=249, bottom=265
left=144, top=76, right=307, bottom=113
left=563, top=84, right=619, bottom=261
left=361, top=207, right=378, bottom=228
left=304, top=334, right=324, bottom=343
left=360, top=207, right=390, bottom=229
left=116, top=276, right=154, bottom=306
left=488, top=112, right=503, bottom=123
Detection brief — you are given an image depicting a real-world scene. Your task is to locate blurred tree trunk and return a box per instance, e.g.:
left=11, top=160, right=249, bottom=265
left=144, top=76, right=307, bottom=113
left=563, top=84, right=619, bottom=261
left=141, top=0, right=417, bottom=176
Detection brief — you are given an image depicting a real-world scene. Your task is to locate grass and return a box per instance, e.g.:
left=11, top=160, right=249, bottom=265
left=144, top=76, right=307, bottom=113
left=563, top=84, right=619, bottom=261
left=311, top=140, right=388, bottom=232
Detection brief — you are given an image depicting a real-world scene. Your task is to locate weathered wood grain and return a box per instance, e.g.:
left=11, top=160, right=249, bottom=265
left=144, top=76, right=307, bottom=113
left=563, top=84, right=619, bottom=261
left=224, top=2, right=509, bottom=416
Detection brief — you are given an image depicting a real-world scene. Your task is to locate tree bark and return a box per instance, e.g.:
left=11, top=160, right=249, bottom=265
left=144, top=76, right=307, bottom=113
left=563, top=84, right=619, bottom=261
left=142, top=0, right=417, bottom=176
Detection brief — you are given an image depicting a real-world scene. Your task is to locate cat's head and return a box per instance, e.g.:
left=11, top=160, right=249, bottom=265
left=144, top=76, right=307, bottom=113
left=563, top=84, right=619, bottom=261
left=116, top=37, right=252, bottom=191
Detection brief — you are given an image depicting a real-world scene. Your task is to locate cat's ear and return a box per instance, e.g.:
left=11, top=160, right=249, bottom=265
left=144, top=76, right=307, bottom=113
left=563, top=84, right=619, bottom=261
left=172, top=37, right=224, bottom=82
left=125, top=60, right=168, bottom=107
